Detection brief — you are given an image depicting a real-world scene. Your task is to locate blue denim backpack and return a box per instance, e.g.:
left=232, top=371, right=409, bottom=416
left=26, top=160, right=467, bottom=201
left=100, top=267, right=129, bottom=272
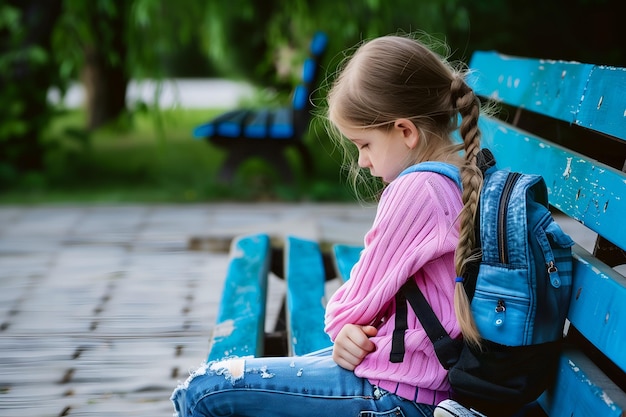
left=391, top=149, right=575, bottom=417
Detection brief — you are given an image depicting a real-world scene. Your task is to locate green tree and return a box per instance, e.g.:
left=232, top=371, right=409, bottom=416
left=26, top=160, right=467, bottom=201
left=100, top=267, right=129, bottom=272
left=198, top=0, right=468, bottom=89
left=0, top=0, right=63, bottom=187
left=56, top=0, right=130, bottom=130
left=54, top=0, right=215, bottom=130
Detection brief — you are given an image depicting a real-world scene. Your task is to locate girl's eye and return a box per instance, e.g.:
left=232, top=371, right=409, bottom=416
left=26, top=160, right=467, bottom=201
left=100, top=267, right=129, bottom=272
left=359, top=144, right=368, bottom=150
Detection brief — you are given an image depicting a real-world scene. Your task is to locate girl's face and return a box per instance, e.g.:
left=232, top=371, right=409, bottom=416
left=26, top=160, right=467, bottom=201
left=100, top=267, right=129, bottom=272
left=340, top=119, right=419, bottom=183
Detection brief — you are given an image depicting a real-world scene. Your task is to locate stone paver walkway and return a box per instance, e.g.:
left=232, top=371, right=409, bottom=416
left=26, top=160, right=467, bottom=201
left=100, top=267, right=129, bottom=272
left=0, top=203, right=376, bottom=417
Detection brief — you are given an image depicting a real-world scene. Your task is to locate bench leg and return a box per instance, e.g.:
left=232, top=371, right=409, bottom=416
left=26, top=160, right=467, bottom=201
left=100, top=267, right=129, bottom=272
left=294, top=141, right=315, bottom=178
left=216, top=148, right=251, bottom=183
left=213, top=138, right=317, bottom=184
left=216, top=146, right=298, bottom=184
left=257, top=146, right=296, bottom=183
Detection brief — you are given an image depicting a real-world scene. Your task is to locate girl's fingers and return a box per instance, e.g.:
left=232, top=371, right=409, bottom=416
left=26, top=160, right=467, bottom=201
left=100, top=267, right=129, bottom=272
left=332, top=324, right=378, bottom=370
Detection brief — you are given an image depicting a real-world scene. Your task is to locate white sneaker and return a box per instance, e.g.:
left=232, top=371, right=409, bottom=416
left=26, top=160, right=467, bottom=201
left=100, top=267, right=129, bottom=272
left=434, top=399, right=488, bottom=417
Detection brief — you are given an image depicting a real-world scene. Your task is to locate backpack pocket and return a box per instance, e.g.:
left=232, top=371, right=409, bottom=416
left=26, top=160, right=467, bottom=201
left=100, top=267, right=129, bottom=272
left=471, top=265, right=533, bottom=346
left=531, top=216, right=575, bottom=343
left=535, top=219, right=575, bottom=289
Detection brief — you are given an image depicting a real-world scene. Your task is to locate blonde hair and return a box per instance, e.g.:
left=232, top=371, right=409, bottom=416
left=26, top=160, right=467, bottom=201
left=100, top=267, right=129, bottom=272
left=325, top=34, right=483, bottom=346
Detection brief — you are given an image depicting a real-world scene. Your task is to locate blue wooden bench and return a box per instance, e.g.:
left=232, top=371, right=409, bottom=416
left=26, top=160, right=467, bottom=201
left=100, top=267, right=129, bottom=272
left=463, top=51, right=626, bottom=417
left=207, top=233, right=340, bottom=359
left=205, top=52, right=626, bottom=417
left=193, top=31, right=328, bottom=183
left=207, top=233, right=271, bottom=361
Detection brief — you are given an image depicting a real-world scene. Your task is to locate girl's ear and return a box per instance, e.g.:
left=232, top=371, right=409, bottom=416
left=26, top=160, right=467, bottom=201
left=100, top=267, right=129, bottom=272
left=394, top=119, right=420, bottom=149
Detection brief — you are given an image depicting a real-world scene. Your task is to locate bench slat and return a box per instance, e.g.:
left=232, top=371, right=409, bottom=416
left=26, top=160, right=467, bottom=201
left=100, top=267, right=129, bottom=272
left=576, top=65, right=626, bottom=141
left=215, top=109, right=250, bottom=137
left=269, top=107, right=294, bottom=139
left=479, top=117, right=626, bottom=251
left=332, top=243, right=363, bottom=282
left=284, top=236, right=332, bottom=356
left=468, top=51, right=626, bottom=142
left=207, top=233, right=270, bottom=361
left=193, top=109, right=248, bottom=139
left=243, top=109, right=270, bottom=138
left=468, top=51, right=594, bottom=126
left=569, top=245, right=626, bottom=373
left=538, top=349, right=626, bottom=417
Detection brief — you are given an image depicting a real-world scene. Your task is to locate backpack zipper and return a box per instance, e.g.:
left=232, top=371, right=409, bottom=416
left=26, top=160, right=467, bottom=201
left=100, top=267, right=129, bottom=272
left=498, top=172, right=522, bottom=264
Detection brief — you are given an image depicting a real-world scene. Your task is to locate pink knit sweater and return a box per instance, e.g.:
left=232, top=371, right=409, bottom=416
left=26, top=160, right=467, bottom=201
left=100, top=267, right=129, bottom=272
left=324, top=170, right=463, bottom=405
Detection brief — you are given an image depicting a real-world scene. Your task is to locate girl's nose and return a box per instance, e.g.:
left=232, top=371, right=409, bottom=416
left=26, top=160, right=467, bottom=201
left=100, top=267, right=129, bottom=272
left=357, top=151, right=370, bottom=168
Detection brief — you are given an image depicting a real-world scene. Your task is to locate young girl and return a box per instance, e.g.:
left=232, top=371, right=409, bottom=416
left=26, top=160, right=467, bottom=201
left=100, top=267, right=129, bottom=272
left=171, top=33, right=484, bottom=417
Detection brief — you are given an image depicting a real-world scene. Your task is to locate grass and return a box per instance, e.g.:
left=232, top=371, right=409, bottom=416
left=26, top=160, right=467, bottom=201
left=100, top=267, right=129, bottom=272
left=0, top=107, right=356, bottom=204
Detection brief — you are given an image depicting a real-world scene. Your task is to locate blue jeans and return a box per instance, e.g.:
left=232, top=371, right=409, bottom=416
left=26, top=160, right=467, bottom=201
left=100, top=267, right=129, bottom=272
left=171, top=347, right=436, bottom=417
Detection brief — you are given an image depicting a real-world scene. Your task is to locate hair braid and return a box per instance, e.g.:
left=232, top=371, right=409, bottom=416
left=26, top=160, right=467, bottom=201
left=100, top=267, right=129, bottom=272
left=451, top=76, right=483, bottom=346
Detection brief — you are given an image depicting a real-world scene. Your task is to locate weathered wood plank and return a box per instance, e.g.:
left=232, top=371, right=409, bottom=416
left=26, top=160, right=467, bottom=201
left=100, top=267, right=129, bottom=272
left=331, top=243, right=363, bottom=282
left=468, top=51, right=594, bottom=126
left=479, top=117, right=626, bottom=251
left=284, top=236, right=332, bottom=356
left=468, top=51, right=626, bottom=142
left=576, top=65, right=626, bottom=141
left=568, top=245, right=626, bottom=373
left=207, top=233, right=271, bottom=361
left=538, top=349, right=626, bottom=417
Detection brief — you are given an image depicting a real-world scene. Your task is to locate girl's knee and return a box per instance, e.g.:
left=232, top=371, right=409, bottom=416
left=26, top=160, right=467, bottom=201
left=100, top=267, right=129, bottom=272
left=207, top=358, right=246, bottom=384
left=172, top=358, right=249, bottom=416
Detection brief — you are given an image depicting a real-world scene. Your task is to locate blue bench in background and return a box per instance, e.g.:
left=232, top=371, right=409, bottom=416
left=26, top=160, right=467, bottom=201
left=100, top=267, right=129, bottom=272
left=204, top=52, right=626, bottom=417
left=193, top=32, right=328, bottom=183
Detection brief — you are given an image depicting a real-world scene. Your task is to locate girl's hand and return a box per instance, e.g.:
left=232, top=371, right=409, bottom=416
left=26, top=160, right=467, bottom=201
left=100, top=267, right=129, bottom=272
left=332, top=324, right=378, bottom=370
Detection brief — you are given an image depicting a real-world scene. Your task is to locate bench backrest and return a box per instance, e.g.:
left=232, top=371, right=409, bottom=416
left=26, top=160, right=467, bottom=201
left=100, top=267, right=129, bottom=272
left=467, top=50, right=626, bottom=417
left=467, top=51, right=626, bottom=248
left=291, top=31, right=328, bottom=137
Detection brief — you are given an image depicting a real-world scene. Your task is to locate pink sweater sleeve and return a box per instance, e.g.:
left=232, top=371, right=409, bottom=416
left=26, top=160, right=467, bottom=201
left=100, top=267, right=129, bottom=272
left=324, top=170, right=463, bottom=396
left=325, top=171, right=461, bottom=337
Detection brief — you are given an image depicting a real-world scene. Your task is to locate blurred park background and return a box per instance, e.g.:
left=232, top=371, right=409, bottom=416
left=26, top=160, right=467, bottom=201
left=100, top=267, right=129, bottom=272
left=1, top=0, right=623, bottom=204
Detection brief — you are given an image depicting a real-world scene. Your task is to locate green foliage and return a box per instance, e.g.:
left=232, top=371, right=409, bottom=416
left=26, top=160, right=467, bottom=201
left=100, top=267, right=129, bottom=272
left=53, top=0, right=130, bottom=81
left=0, top=1, right=63, bottom=188
left=3, top=0, right=623, bottom=202
left=55, top=0, right=213, bottom=81
left=126, top=0, right=209, bottom=79
left=0, top=108, right=354, bottom=204
left=196, top=0, right=469, bottom=89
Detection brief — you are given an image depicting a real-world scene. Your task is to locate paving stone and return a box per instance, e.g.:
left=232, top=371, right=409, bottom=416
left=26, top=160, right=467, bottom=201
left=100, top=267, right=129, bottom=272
left=0, top=203, right=375, bottom=416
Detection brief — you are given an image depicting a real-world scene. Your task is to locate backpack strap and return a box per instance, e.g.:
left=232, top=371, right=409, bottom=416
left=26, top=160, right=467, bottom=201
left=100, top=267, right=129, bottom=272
left=391, top=279, right=462, bottom=368
left=391, top=161, right=461, bottom=365
left=390, top=290, right=409, bottom=363
left=390, top=149, right=496, bottom=367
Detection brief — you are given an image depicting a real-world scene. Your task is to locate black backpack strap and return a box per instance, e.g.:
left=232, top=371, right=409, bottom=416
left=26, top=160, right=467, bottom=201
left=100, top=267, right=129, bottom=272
left=390, top=290, right=409, bottom=363
left=390, top=279, right=462, bottom=369
left=389, top=149, right=493, bottom=368
left=477, top=148, right=496, bottom=174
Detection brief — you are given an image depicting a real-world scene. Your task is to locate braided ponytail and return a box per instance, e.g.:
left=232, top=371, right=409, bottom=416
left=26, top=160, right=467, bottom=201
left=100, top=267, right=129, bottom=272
left=450, top=76, right=483, bottom=347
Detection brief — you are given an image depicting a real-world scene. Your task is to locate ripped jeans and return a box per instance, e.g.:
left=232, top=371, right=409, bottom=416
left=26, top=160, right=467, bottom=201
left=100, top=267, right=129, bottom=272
left=171, top=347, right=435, bottom=417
